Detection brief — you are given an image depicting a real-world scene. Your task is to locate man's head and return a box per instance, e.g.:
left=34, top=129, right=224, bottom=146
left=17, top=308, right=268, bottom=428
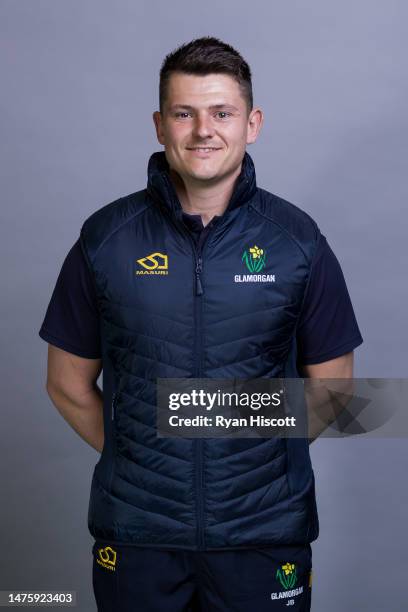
left=153, top=37, right=263, bottom=187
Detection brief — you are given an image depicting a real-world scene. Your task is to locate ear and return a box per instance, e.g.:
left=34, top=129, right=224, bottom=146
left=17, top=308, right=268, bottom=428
left=153, top=111, right=165, bottom=145
left=246, top=107, right=263, bottom=145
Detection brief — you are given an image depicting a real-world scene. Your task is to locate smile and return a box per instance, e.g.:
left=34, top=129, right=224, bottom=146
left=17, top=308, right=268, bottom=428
left=186, top=147, right=222, bottom=151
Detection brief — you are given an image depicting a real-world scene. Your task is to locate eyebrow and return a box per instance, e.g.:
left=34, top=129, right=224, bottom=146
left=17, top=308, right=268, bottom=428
left=168, top=104, right=240, bottom=112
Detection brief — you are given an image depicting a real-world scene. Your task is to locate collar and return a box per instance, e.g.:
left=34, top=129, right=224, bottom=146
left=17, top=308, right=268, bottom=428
left=146, top=150, right=257, bottom=220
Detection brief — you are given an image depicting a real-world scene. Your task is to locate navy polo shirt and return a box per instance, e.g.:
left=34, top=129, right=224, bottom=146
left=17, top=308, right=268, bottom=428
left=39, top=212, right=363, bottom=365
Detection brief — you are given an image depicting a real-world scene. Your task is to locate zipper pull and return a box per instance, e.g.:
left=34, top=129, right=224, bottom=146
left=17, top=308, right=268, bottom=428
left=195, top=257, right=204, bottom=296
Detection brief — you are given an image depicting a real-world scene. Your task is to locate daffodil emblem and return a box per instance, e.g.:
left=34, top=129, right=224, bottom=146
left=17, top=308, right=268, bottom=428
left=282, top=563, right=295, bottom=576
left=242, top=245, right=266, bottom=272
left=276, top=562, right=297, bottom=590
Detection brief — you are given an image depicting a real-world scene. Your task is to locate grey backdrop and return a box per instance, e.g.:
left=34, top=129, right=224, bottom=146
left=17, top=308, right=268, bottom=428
left=1, top=1, right=407, bottom=610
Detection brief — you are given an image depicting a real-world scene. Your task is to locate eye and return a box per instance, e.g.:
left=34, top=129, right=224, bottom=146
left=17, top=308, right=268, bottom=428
left=174, top=112, right=192, bottom=119
left=215, top=111, right=231, bottom=119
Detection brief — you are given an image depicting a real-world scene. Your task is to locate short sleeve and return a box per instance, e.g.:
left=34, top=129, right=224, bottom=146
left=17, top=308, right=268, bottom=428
left=38, top=239, right=101, bottom=359
left=296, top=234, right=363, bottom=365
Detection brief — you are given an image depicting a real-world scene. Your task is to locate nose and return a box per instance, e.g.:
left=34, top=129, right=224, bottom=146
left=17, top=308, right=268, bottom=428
left=193, top=113, right=215, bottom=140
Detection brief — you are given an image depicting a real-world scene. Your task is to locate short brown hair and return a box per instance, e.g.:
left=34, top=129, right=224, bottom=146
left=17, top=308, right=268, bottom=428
left=159, top=36, right=253, bottom=113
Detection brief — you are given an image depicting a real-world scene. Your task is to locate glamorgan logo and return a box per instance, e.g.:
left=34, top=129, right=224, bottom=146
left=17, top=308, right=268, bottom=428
left=96, top=546, right=117, bottom=572
left=277, top=563, right=297, bottom=590
left=235, top=245, right=275, bottom=283
left=242, top=245, right=266, bottom=272
left=270, top=562, right=304, bottom=605
left=136, top=252, right=168, bottom=275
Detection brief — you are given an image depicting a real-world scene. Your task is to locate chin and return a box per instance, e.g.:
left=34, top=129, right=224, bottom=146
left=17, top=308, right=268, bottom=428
left=184, top=161, right=224, bottom=180
left=187, top=169, right=221, bottom=182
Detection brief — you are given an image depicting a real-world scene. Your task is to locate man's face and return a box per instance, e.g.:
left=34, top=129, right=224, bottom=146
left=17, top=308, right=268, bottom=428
left=153, top=72, right=263, bottom=186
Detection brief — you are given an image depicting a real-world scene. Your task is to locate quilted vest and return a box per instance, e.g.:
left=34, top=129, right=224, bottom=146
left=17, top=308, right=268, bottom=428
left=80, top=151, right=320, bottom=550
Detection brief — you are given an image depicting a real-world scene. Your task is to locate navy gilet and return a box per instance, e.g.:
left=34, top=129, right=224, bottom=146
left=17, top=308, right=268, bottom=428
left=80, top=151, right=320, bottom=550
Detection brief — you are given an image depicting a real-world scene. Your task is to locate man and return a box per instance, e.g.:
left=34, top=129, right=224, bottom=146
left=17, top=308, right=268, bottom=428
left=39, top=37, right=363, bottom=611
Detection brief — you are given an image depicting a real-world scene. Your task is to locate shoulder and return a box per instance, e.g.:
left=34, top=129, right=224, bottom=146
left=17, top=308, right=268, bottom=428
left=80, top=189, right=152, bottom=263
left=252, top=188, right=321, bottom=264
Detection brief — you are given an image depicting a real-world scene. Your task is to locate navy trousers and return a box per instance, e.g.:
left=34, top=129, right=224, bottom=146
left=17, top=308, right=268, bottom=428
left=92, top=539, right=313, bottom=611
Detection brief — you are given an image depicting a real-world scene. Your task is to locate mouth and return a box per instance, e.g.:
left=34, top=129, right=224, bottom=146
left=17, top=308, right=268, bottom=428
left=186, top=147, right=222, bottom=151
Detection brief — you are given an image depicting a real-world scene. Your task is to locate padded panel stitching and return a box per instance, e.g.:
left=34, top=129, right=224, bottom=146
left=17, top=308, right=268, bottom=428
left=206, top=323, right=294, bottom=350
left=207, top=472, right=287, bottom=505
left=208, top=451, right=286, bottom=486
left=117, top=449, right=187, bottom=485
left=117, top=428, right=192, bottom=463
left=117, top=355, right=191, bottom=377
left=205, top=345, right=290, bottom=372
left=115, top=472, right=192, bottom=510
left=206, top=438, right=278, bottom=461
left=110, top=489, right=194, bottom=527
left=120, top=389, right=156, bottom=407
left=207, top=302, right=299, bottom=327
left=102, top=317, right=192, bottom=352
left=100, top=300, right=192, bottom=330
left=207, top=491, right=292, bottom=527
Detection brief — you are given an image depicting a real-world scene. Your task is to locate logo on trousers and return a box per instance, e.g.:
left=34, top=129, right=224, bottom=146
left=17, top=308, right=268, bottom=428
left=270, top=562, right=304, bottom=604
left=276, top=563, right=297, bottom=589
left=96, top=546, right=117, bottom=571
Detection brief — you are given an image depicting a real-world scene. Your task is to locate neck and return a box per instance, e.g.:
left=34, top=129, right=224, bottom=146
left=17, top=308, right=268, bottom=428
left=169, top=163, right=242, bottom=227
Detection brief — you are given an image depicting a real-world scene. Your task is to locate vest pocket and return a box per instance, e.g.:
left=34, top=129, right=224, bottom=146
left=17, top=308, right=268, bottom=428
left=111, top=390, right=119, bottom=421
left=107, top=378, right=121, bottom=494
left=111, top=376, right=124, bottom=421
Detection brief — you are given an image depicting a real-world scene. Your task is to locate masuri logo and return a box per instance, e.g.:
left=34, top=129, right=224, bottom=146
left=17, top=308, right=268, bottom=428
left=96, top=546, right=117, bottom=572
left=136, top=252, right=168, bottom=275
left=242, top=245, right=266, bottom=273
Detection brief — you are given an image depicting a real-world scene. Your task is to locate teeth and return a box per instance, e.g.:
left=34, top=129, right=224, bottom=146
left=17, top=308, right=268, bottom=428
left=191, top=148, right=218, bottom=151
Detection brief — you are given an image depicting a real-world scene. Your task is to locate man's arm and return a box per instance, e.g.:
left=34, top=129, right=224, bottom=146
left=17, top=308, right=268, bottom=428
left=300, top=351, right=354, bottom=379
left=299, top=351, right=354, bottom=443
left=45, top=344, right=104, bottom=453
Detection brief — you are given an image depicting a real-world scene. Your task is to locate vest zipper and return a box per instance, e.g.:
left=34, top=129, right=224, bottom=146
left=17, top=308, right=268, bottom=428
left=193, top=248, right=205, bottom=549
left=195, top=257, right=203, bottom=296
left=190, top=229, right=217, bottom=551
left=157, top=200, right=219, bottom=551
